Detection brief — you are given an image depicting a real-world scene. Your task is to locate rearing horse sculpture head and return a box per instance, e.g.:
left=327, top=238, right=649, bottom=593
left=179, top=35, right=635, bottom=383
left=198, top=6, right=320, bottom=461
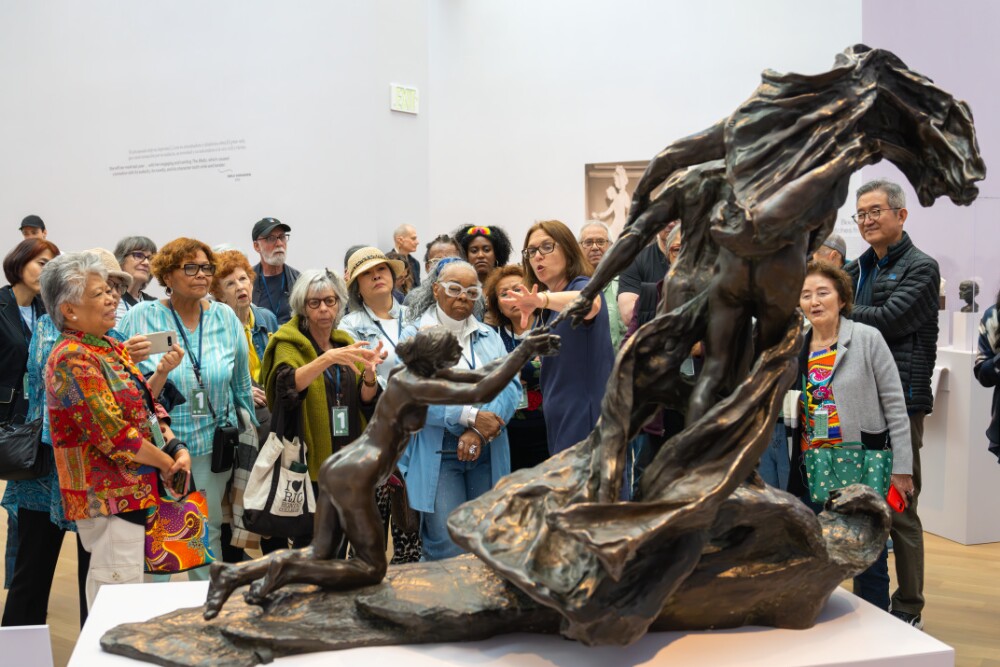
left=847, top=44, right=986, bottom=206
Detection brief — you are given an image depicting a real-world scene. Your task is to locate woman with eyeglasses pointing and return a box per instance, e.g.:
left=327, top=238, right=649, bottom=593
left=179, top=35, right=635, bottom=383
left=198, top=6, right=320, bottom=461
left=502, top=220, right=614, bottom=456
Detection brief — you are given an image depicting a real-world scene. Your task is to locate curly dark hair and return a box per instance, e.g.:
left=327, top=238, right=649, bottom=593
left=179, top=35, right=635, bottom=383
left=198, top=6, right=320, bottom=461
left=396, top=326, right=461, bottom=377
left=804, top=260, right=854, bottom=315
left=483, top=264, right=527, bottom=329
left=151, top=237, right=215, bottom=288
left=453, top=225, right=512, bottom=268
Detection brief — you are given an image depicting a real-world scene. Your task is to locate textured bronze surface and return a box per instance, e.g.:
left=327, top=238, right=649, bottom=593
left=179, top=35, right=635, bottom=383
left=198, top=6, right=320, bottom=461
left=102, top=45, right=985, bottom=663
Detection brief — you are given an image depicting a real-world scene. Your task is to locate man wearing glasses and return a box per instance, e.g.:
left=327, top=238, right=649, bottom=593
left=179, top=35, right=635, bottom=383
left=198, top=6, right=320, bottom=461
left=579, top=221, right=624, bottom=349
left=251, top=217, right=300, bottom=324
left=846, top=178, right=939, bottom=631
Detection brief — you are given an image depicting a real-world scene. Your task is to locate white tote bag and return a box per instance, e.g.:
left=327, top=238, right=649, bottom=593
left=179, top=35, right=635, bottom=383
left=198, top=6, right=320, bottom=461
left=242, top=430, right=316, bottom=538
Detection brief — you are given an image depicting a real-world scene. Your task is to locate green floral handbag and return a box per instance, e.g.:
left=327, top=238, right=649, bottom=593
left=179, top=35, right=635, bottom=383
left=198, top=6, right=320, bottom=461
left=802, top=443, right=892, bottom=504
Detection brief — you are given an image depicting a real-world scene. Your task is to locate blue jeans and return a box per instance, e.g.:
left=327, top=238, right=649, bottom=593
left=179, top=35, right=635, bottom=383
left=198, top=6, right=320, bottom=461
left=420, top=448, right=493, bottom=561
left=854, top=545, right=890, bottom=611
left=758, top=422, right=790, bottom=489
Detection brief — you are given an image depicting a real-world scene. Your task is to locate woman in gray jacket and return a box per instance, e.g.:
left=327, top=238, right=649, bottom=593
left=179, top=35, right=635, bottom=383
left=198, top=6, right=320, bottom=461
left=790, top=260, right=914, bottom=612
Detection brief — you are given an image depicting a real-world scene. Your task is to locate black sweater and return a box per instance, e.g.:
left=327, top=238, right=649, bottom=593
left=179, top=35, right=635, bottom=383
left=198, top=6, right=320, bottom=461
left=846, top=232, right=939, bottom=414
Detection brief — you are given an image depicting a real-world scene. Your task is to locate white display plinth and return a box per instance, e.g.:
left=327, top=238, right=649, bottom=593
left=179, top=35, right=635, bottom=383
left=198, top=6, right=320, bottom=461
left=922, top=347, right=1000, bottom=544
left=71, top=582, right=953, bottom=667
left=950, top=311, right=977, bottom=352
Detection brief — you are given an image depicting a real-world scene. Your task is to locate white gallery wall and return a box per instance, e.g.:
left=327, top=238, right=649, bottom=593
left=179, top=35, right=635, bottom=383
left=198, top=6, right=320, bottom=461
left=0, top=0, right=429, bottom=275
left=1, top=0, right=862, bottom=275
left=426, top=0, right=864, bottom=249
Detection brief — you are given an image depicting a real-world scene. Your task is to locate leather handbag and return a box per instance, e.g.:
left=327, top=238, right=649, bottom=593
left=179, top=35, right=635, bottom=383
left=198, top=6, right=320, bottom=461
left=144, top=473, right=216, bottom=574
left=0, top=418, right=50, bottom=481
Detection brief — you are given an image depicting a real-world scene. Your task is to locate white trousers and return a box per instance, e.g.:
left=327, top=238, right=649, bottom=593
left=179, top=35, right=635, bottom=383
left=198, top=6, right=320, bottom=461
left=75, top=514, right=145, bottom=610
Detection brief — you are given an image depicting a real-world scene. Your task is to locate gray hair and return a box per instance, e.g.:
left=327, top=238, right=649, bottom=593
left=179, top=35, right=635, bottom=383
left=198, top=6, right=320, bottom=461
left=113, top=236, right=157, bottom=266
left=40, top=252, right=109, bottom=331
left=393, top=224, right=415, bottom=240
left=403, top=259, right=480, bottom=324
left=289, top=269, right=348, bottom=327
left=856, top=178, right=906, bottom=209
left=578, top=220, right=610, bottom=241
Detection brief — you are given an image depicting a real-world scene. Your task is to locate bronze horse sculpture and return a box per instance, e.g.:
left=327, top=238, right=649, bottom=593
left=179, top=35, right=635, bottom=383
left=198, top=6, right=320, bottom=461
left=100, top=46, right=985, bottom=665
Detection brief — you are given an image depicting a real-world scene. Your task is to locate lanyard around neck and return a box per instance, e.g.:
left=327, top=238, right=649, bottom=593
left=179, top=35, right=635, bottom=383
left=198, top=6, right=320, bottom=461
left=323, top=364, right=343, bottom=406
left=372, top=314, right=402, bottom=350
left=461, top=337, right=477, bottom=369
left=259, top=270, right=285, bottom=314
left=168, top=300, right=205, bottom=373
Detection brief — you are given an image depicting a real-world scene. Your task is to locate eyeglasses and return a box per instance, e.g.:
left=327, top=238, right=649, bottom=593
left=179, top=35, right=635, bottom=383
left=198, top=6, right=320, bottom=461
left=258, top=233, right=290, bottom=244
left=181, top=263, right=217, bottom=276
left=852, top=208, right=901, bottom=224
left=108, top=281, right=128, bottom=296
left=306, top=296, right=339, bottom=309
left=522, top=241, right=558, bottom=259
left=129, top=251, right=154, bottom=263
left=438, top=281, right=482, bottom=300
left=580, top=238, right=609, bottom=249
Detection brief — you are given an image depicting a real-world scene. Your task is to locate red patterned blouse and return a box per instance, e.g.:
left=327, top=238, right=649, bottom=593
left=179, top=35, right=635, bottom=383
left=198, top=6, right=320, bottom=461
left=46, top=330, right=166, bottom=521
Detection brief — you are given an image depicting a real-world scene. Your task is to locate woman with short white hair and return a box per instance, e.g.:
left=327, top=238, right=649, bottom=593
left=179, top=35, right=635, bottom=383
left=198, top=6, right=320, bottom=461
left=41, top=252, right=190, bottom=609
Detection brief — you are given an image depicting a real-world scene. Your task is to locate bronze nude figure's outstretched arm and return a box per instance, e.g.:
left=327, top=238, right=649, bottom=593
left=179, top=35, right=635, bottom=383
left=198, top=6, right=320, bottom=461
left=427, top=332, right=559, bottom=404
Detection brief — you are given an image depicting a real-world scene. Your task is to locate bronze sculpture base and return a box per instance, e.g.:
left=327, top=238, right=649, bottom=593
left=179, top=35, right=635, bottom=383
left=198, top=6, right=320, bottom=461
left=101, top=483, right=888, bottom=667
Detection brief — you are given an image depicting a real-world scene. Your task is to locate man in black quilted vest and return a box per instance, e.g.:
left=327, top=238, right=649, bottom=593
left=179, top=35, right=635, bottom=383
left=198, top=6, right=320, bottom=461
left=846, top=178, right=939, bottom=630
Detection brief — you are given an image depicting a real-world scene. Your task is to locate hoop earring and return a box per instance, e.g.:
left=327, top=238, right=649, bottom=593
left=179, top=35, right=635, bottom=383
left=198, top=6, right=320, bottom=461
left=165, top=286, right=172, bottom=296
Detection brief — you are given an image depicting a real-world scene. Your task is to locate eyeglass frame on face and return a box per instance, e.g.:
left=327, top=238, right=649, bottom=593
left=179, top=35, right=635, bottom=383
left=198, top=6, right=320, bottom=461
left=181, top=263, right=217, bottom=276
left=107, top=279, right=128, bottom=296
left=129, top=251, right=154, bottom=263
left=306, top=295, right=339, bottom=310
left=580, top=238, right=609, bottom=249
left=522, top=241, right=558, bottom=260
left=257, top=232, right=290, bottom=245
left=851, top=207, right=901, bottom=224
left=437, top=280, right=482, bottom=300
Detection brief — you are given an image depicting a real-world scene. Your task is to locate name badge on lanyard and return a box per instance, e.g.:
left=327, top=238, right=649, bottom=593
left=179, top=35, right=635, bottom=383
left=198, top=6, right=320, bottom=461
left=190, top=388, right=210, bottom=417
left=332, top=406, right=350, bottom=437
left=327, top=365, right=350, bottom=437
left=812, top=408, right=830, bottom=440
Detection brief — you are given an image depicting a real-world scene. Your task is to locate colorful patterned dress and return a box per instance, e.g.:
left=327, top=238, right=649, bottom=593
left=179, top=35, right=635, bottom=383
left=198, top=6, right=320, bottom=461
left=46, top=330, right=166, bottom=521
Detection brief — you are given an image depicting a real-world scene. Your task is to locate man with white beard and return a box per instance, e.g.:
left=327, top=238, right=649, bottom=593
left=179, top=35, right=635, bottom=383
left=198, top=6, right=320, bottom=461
left=250, top=217, right=300, bottom=324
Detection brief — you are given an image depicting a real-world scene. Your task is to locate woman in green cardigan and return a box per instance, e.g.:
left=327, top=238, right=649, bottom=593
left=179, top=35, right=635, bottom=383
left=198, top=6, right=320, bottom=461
left=260, top=269, right=383, bottom=549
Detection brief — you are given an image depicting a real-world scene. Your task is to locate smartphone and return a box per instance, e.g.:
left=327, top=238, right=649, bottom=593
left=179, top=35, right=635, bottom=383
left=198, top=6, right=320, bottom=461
left=145, top=331, right=178, bottom=355
left=886, top=484, right=906, bottom=513
left=171, top=470, right=190, bottom=498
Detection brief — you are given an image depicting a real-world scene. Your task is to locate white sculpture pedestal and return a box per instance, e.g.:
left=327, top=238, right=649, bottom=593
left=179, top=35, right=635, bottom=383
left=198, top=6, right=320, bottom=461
left=950, top=311, right=978, bottom=352
left=72, top=582, right=953, bottom=667
left=921, top=347, right=1000, bottom=544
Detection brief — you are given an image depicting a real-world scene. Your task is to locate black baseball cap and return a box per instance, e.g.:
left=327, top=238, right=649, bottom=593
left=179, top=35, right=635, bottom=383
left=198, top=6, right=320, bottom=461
left=20, top=215, right=45, bottom=231
left=251, top=217, right=291, bottom=241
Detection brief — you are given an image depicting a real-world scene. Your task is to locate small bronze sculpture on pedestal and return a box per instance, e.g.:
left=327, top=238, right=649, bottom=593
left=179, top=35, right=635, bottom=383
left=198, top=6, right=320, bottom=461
left=960, top=279, right=980, bottom=312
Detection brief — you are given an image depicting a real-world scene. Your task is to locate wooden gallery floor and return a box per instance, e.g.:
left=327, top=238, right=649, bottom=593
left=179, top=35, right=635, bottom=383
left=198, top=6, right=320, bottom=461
left=1, top=491, right=998, bottom=667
